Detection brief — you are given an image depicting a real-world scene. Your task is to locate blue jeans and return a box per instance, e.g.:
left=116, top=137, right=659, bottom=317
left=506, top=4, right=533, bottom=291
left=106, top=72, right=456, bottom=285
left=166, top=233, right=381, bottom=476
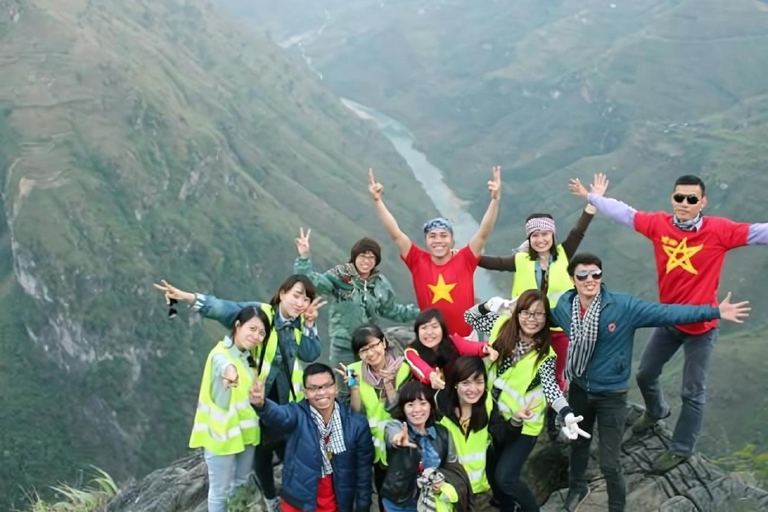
left=636, top=326, right=718, bottom=456
left=382, top=496, right=418, bottom=512
left=204, top=446, right=255, bottom=512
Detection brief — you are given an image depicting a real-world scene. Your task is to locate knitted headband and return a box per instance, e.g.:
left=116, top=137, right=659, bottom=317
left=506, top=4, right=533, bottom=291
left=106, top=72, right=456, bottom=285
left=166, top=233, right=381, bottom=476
left=423, top=217, right=454, bottom=236
left=525, top=217, right=556, bottom=238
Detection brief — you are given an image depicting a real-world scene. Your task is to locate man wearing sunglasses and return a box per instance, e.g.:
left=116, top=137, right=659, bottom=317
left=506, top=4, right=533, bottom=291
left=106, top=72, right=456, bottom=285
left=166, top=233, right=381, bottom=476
left=550, top=253, right=750, bottom=512
left=570, top=173, right=768, bottom=474
left=249, top=363, right=373, bottom=512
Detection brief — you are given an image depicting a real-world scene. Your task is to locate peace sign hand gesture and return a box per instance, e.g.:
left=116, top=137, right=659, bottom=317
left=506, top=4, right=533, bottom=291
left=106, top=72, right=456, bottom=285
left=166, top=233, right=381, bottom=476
left=249, top=378, right=266, bottom=407
left=392, top=422, right=418, bottom=449
left=152, top=279, right=196, bottom=305
left=295, top=227, right=311, bottom=258
left=303, top=297, right=328, bottom=326
left=512, top=397, right=542, bottom=422
left=488, top=165, right=501, bottom=200
left=368, top=168, right=384, bottom=201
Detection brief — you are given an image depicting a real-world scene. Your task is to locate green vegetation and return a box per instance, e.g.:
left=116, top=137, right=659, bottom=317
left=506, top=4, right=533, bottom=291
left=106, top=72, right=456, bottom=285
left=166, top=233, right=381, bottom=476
left=0, top=0, right=439, bottom=508
left=20, top=467, right=118, bottom=512
left=716, top=445, right=768, bottom=489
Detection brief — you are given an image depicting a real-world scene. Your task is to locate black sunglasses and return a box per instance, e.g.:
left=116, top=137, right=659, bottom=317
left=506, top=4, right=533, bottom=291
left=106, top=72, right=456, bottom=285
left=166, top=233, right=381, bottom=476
left=168, top=298, right=178, bottom=319
left=574, top=270, right=603, bottom=281
left=672, top=193, right=700, bottom=205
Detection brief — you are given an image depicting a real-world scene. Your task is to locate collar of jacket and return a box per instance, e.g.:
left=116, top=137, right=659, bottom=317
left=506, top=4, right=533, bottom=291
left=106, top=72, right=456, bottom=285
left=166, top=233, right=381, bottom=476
left=562, top=283, right=615, bottom=310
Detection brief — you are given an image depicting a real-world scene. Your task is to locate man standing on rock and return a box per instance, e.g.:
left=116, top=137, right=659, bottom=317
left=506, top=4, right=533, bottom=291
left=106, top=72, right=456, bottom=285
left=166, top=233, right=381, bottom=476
left=550, top=253, right=749, bottom=512
left=571, top=173, right=768, bottom=473
left=249, top=363, right=373, bottom=512
left=367, top=166, right=501, bottom=337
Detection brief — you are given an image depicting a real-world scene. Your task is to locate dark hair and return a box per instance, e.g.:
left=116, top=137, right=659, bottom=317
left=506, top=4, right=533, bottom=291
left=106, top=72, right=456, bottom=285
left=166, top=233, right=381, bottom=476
left=567, top=253, right=603, bottom=276
left=674, top=175, right=706, bottom=196
left=393, top=381, right=436, bottom=427
left=409, top=309, right=458, bottom=368
left=493, top=290, right=552, bottom=366
left=303, top=362, right=335, bottom=386
left=230, top=305, right=272, bottom=344
left=351, top=324, right=388, bottom=357
left=270, top=274, right=316, bottom=307
left=525, top=213, right=559, bottom=262
left=444, top=356, right=489, bottom=433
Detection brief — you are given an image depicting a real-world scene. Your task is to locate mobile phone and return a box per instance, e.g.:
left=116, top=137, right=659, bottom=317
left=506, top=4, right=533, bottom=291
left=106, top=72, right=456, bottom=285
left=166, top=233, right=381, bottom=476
left=346, top=368, right=355, bottom=378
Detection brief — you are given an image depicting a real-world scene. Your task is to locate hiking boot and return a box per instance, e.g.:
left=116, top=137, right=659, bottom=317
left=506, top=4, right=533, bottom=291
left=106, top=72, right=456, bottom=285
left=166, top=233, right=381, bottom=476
left=651, top=450, right=690, bottom=474
left=562, top=486, right=590, bottom=511
left=631, top=413, right=659, bottom=434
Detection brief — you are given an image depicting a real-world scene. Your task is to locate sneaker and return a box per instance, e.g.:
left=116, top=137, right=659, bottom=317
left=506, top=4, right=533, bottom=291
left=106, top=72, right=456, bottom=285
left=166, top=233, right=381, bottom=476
left=265, top=497, right=281, bottom=512
left=651, top=450, right=690, bottom=474
left=631, top=413, right=659, bottom=434
left=563, top=486, right=590, bottom=511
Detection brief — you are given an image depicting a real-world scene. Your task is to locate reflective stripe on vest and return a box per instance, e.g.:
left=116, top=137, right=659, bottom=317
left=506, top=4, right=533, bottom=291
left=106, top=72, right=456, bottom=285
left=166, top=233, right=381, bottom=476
left=189, top=341, right=260, bottom=455
left=489, top=316, right=554, bottom=436
left=349, top=360, right=411, bottom=465
left=260, top=304, right=305, bottom=401
left=511, top=244, right=570, bottom=332
left=439, top=395, right=492, bottom=494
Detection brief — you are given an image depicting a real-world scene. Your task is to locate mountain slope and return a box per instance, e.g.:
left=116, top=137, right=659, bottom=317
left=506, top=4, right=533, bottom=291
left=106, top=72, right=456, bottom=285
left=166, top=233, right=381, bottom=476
left=0, top=0, right=438, bottom=507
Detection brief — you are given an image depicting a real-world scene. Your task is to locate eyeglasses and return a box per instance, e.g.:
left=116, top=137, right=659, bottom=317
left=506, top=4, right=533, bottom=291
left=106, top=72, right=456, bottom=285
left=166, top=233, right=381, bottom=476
left=575, top=270, right=603, bottom=281
left=457, top=379, right=485, bottom=389
left=168, top=298, right=178, bottom=319
left=519, top=311, right=546, bottom=320
left=672, top=193, right=701, bottom=205
left=306, top=381, right=336, bottom=393
left=358, top=339, right=384, bottom=356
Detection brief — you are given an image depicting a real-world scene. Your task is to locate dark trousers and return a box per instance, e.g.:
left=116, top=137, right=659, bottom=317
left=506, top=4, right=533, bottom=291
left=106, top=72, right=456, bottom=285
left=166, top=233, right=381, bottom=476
left=568, top=383, right=628, bottom=512
left=490, top=433, right=539, bottom=512
left=636, top=326, right=718, bottom=456
left=373, top=463, right=386, bottom=511
left=254, top=440, right=286, bottom=499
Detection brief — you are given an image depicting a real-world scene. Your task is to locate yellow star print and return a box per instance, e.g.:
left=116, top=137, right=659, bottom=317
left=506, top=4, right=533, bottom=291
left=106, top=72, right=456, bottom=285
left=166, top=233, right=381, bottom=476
left=662, top=236, right=703, bottom=275
left=428, top=274, right=457, bottom=304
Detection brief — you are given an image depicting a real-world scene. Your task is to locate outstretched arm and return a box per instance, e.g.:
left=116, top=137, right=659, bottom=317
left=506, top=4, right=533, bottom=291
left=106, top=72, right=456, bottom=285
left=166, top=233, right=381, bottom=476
left=469, top=165, right=502, bottom=257
left=630, top=292, right=750, bottom=329
left=368, top=168, right=412, bottom=257
left=153, top=280, right=258, bottom=328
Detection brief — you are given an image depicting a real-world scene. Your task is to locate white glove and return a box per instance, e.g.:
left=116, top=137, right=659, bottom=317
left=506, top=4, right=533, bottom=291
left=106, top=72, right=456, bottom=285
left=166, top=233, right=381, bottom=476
left=485, top=296, right=512, bottom=313
left=514, top=240, right=530, bottom=253
left=561, top=413, right=591, bottom=440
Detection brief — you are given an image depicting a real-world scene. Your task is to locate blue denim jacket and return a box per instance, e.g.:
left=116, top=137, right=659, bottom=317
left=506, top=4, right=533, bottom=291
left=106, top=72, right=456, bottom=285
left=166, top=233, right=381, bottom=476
left=194, top=293, right=322, bottom=404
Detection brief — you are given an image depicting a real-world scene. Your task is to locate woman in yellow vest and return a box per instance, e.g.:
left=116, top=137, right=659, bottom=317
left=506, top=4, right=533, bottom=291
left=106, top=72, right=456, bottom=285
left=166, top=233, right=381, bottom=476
left=336, top=324, right=412, bottom=510
left=484, top=290, right=589, bottom=512
left=154, top=275, right=326, bottom=512
left=189, top=305, right=270, bottom=512
left=435, top=356, right=494, bottom=499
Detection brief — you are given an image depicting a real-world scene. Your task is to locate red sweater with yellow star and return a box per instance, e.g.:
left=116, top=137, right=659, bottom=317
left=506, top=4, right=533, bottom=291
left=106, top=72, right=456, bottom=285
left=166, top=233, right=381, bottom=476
left=402, top=243, right=479, bottom=336
left=634, top=212, right=749, bottom=335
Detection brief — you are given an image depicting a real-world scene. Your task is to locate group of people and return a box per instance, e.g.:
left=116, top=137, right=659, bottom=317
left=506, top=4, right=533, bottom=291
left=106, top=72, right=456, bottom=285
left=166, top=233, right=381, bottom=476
left=154, top=168, right=765, bottom=512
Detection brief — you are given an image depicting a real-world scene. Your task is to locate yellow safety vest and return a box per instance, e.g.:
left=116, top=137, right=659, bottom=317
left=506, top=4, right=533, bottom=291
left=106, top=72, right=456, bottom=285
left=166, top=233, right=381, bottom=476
left=348, top=361, right=411, bottom=465
left=489, top=316, right=554, bottom=436
left=259, top=304, right=305, bottom=402
left=511, top=244, right=570, bottom=331
left=439, top=395, right=493, bottom=494
left=189, top=341, right=259, bottom=455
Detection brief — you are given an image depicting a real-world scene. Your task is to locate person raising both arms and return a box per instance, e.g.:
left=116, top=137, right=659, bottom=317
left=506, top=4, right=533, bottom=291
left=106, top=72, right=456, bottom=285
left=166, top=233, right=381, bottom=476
left=294, top=228, right=419, bottom=400
left=477, top=183, right=607, bottom=392
left=153, top=275, right=326, bottom=512
left=570, top=172, right=768, bottom=473
left=367, top=166, right=502, bottom=337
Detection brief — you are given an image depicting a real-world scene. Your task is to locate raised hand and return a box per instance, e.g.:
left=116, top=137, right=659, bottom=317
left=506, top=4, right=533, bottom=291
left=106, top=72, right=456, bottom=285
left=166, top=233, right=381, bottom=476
left=295, top=227, right=311, bottom=258
left=222, top=364, right=239, bottom=390
left=719, top=292, right=751, bottom=323
left=303, top=297, right=328, bottom=326
left=152, top=279, right=196, bottom=305
left=482, top=343, right=499, bottom=362
left=561, top=413, right=591, bottom=440
left=485, top=296, right=509, bottom=313
left=368, top=168, right=384, bottom=201
left=392, top=422, right=418, bottom=448
left=429, top=369, right=446, bottom=390
left=334, top=363, right=358, bottom=386
left=591, top=172, right=610, bottom=196
left=488, top=165, right=501, bottom=200
left=568, top=178, right=589, bottom=199
left=249, top=378, right=265, bottom=407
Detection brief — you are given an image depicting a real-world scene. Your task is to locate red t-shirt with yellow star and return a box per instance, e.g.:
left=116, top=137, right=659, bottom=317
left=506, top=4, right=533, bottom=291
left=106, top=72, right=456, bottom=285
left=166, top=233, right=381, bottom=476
left=634, top=212, right=749, bottom=335
left=402, top=243, right=479, bottom=336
